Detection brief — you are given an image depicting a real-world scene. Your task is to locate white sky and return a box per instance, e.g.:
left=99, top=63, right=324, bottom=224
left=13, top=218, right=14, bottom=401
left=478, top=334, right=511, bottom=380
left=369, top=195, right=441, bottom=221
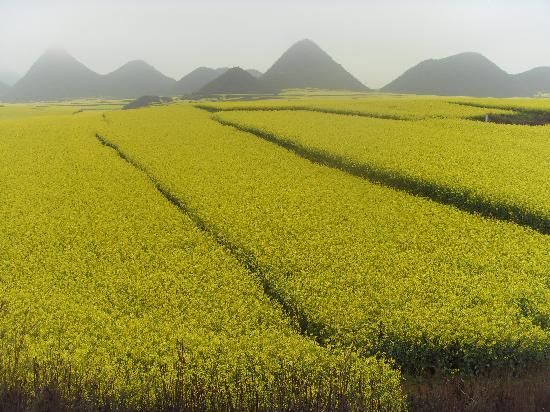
left=1, top=0, right=549, bottom=88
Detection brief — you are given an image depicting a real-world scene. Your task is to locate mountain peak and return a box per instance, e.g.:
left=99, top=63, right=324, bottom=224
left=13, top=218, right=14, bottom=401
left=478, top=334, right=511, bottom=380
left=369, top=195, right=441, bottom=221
left=121, top=59, right=152, bottom=68
left=518, top=66, right=550, bottom=75
left=109, top=60, right=161, bottom=75
left=449, top=51, right=486, bottom=59
left=226, top=66, right=246, bottom=73
left=289, top=38, right=321, bottom=49
left=439, top=52, right=497, bottom=66
left=275, top=39, right=330, bottom=62
left=197, top=66, right=265, bottom=95
left=174, top=67, right=230, bottom=95
left=514, top=66, right=550, bottom=95
left=38, top=48, right=79, bottom=64
left=5, top=48, right=100, bottom=102
left=262, top=39, right=369, bottom=91
left=101, top=60, right=175, bottom=98
left=29, top=48, right=93, bottom=75
left=415, top=52, right=498, bottom=71
left=382, top=51, right=527, bottom=97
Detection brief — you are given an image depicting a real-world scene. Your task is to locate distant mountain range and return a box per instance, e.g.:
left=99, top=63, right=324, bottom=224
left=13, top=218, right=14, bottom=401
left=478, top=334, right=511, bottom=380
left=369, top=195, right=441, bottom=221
left=0, top=50, right=267, bottom=101
left=2, top=50, right=178, bottom=102
left=382, top=52, right=550, bottom=97
left=3, top=43, right=550, bottom=101
left=1, top=40, right=369, bottom=101
left=193, top=39, right=369, bottom=96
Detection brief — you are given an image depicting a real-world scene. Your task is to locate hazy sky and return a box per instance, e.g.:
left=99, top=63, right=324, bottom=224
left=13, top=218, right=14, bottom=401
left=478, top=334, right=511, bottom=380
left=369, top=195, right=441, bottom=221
left=1, top=0, right=549, bottom=88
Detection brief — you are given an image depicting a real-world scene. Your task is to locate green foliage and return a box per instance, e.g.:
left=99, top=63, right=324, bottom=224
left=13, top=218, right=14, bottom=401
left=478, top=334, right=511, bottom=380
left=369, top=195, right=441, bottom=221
left=196, top=96, right=515, bottom=120
left=100, top=104, right=550, bottom=377
left=212, top=107, right=550, bottom=233
left=0, top=100, right=124, bottom=120
left=0, top=113, right=403, bottom=410
left=3, top=96, right=550, bottom=409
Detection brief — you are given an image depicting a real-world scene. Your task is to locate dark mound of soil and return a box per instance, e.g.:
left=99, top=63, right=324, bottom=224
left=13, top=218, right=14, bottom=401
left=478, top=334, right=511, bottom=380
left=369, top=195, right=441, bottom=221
left=122, top=95, right=172, bottom=110
left=472, top=110, right=550, bottom=126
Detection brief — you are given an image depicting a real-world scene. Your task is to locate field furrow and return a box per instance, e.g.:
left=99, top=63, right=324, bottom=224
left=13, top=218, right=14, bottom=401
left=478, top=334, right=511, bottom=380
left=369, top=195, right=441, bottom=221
left=95, top=132, right=319, bottom=341
left=0, top=113, right=403, bottom=411
left=213, top=109, right=550, bottom=234
left=197, top=103, right=409, bottom=121
left=99, top=105, right=550, bottom=377
left=197, top=97, right=515, bottom=120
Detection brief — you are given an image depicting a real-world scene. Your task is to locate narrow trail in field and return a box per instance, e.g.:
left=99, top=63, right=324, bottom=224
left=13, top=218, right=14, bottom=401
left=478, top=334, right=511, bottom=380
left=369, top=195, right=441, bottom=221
left=210, top=115, right=549, bottom=236
left=450, top=101, right=550, bottom=126
left=196, top=104, right=410, bottom=121
left=95, top=133, right=327, bottom=346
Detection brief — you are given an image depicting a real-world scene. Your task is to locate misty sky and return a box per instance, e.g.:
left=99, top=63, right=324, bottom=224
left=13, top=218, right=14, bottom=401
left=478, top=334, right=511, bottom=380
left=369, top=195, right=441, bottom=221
left=1, top=0, right=549, bottom=88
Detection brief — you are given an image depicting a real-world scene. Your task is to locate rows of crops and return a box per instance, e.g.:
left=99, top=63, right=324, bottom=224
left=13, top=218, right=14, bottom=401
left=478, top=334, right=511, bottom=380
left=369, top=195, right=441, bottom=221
left=99, top=105, right=550, bottom=379
left=0, top=113, right=403, bottom=410
left=452, top=97, right=550, bottom=112
left=0, top=100, right=126, bottom=120
left=196, top=97, right=515, bottom=120
left=210, top=108, right=550, bottom=233
left=2, top=95, right=549, bottom=410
